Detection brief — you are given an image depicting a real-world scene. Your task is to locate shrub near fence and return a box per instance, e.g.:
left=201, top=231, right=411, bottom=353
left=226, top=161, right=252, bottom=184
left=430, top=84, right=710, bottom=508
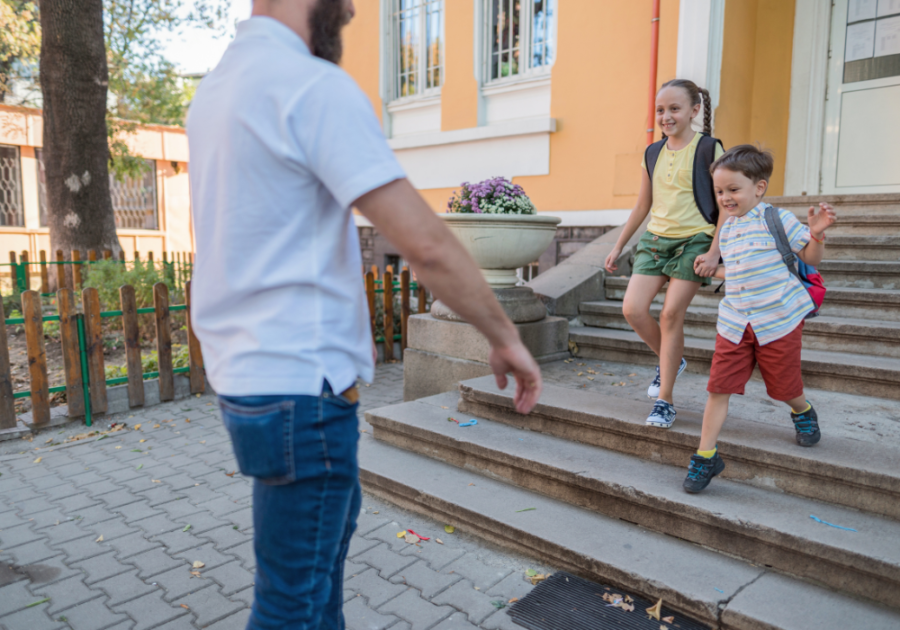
left=365, top=265, right=428, bottom=362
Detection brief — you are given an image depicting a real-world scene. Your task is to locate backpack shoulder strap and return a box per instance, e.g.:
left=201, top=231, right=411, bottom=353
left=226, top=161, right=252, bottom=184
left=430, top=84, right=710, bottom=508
left=643, top=139, right=666, bottom=179
left=692, top=134, right=723, bottom=225
left=764, top=205, right=802, bottom=282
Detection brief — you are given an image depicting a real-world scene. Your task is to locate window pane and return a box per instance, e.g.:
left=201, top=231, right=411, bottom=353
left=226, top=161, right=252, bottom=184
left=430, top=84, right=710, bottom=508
left=531, top=0, right=556, bottom=68
left=397, top=4, right=420, bottom=97
left=110, top=160, right=158, bottom=230
left=426, top=1, right=442, bottom=89
left=0, top=145, right=24, bottom=227
left=36, top=148, right=48, bottom=227
left=490, top=0, right=522, bottom=80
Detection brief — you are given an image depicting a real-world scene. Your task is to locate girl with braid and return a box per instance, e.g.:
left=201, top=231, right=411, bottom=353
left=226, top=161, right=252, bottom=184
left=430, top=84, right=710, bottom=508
left=604, top=79, right=726, bottom=429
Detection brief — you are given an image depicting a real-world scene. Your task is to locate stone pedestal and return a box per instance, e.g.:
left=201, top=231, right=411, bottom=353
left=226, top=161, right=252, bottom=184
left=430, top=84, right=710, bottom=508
left=403, top=313, right=570, bottom=402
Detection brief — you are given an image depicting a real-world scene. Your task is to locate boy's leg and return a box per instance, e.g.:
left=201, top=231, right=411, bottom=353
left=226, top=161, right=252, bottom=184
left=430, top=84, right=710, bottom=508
left=622, top=274, right=669, bottom=356
left=699, top=392, right=731, bottom=452
left=657, top=278, right=702, bottom=403
left=755, top=323, right=820, bottom=446
left=683, top=392, right=730, bottom=493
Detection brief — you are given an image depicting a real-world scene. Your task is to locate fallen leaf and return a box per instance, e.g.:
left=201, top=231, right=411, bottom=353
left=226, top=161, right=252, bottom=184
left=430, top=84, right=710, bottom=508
left=629, top=373, right=637, bottom=377
left=435, top=538, right=443, bottom=545
left=661, top=626, right=670, bottom=630
left=372, top=511, right=379, bottom=514
left=192, top=561, right=205, bottom=569
left=568, top=340, right=579, bottom=355
left=468, top=483, right=474, bottom=486
left=587, top=377, right=595, bottom=381
left=444, top=525, right=455, bottom=534
left=136, top=464, right=143, bottom=470
left=604, top=372, right=614, bottom=376
left=153, top=424, right=161, bottom=429
left=491, top=600, right=505, bottom=609
left=185, top=419, right=191, bottom=423
left=662, top=616, right=674, bottom=623
left=152, top=479, right=161, bottom=483
left=134, top=424, right=142, bottom=430
left=404, top=532, right=420, bottom=544
left=440, top=406, right=449, bottom=410
left=474, top=587, right=480, bottom=591
left=614, top=601, right=634, bottom=612
left=526, top=569, right=538, bottom=577
left=509, top=597, right=519, bottom=603
left=44, top=438, right=53, bottom=444
left=577, top=372, right=584, bottom=376
left=515, top=507, right=536, bottom=513
left=115, top=446, right=122, bottom=450
left=95, top=535, right=104, bottom=542
left=625, top=595, right=634, bottom=603
left=646, top=598, right=663, bottom=620
left=225, top=471, right=236, bottom=477
left=397, top=531, right=407, bottom=538
left=33, top=457, right=42, bottom=464
left=183, top=525, right=192, bottom=532
left=529, top=573, right=549, bottom=585
left=139, top=439, right=146, bottom=443
left=190, top=571, right=202, bottom=577
left=180, top=604, right=190, bottom=609
left=25, top=598, right=50, bottom=608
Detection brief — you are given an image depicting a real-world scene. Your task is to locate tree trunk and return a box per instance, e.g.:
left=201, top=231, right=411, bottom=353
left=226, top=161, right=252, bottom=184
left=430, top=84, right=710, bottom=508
left=40, top=0, right=121, bottom=281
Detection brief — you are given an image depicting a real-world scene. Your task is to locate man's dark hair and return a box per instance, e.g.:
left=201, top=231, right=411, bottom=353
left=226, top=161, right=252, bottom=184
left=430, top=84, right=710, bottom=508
left=710, top=144, right=774, bottom=182
left=310, top=0, right=349, bottom=64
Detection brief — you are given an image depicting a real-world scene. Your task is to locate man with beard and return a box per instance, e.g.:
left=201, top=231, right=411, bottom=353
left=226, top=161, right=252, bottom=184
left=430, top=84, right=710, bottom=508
left=186, top=1, right=543, bottom=627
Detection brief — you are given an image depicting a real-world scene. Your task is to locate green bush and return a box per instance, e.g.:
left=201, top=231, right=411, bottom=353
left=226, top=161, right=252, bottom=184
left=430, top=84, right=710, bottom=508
left=82, top=259, right=180, bottom=310
left=104, top=344, right=191, bottom=381
left=43, top=320, right=60, bottom=340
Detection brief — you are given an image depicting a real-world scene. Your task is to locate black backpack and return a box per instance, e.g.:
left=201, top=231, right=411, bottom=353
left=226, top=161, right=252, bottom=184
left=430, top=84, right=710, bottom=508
left=643, top=133, right=724, bottom=225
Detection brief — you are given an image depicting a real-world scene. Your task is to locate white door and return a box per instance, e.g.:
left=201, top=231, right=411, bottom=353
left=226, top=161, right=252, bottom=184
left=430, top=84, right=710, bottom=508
left=822, top=0, right=900, bottom=194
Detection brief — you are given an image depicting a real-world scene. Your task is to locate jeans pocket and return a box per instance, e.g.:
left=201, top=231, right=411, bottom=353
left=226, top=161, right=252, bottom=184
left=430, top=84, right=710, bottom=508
left=219, top=398, right=295, bottom=484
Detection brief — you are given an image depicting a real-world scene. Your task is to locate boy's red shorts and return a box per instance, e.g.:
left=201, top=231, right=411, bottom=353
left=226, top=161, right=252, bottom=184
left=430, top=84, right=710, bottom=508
left=707, top=322, right=804, bottom=402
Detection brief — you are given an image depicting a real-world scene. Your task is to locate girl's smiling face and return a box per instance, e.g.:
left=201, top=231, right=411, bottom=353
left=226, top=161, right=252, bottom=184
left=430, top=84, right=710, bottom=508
left=656, top=86, right=701, bottom=138
left=713, top=167, right=769, bottom=217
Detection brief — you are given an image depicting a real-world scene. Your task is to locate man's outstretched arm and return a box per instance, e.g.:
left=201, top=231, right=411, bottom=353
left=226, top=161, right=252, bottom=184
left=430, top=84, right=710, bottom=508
left=354, top=178, right=542, bottom=414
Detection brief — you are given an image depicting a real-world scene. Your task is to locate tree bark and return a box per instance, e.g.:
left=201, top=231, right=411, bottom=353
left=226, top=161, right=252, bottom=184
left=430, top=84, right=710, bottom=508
left=40, top=0, right=121, bottom=275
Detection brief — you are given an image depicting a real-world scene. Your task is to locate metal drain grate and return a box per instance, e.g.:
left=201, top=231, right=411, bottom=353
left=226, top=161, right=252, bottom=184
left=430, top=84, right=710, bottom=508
left=507, top=572, right=710, bottom=630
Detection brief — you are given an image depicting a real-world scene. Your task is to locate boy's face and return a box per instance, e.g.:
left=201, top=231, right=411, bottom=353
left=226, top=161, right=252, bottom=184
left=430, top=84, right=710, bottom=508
left=713, top=168, right=769, bottom=218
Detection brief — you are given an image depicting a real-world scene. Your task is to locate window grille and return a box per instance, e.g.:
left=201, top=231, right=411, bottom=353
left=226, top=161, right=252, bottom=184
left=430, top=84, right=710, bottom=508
left=110, top=160, right=159, bottom=230
left=0, top=145, right=24, bottom=227
left=392, top=0, right=443, bottom=100
left=486, top=0, right=556, bottom=83
left=37, top=153, right=159, bottom=230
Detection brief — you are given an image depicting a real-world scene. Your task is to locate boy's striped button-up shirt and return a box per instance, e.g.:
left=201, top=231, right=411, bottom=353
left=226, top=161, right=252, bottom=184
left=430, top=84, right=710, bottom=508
left=717, top=203, right=814, bottom=346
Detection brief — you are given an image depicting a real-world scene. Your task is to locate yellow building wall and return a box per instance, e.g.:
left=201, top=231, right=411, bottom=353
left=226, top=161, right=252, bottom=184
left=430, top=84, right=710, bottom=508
left=715, top=0, right=795, bottom=196
left=0, top=105, right=194, bottom=275
left=441, top=0, right=479, bottom=132
left=342, top=0, right=385, bottom=122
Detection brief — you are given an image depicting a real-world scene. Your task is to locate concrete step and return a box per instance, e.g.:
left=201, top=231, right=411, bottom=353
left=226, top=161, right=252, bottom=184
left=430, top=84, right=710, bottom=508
left=818, top=260, right=900, bottom=290
left=795, top=213, right=900, bottom=235
left=822, top=235, right=900, bottom=261
left=567, top=326, right=900, bottom=401
left=579, top=300, right=900, bottom=359
left=358, top=423, right=900, bottom=630
left=604, top=275, right=900, bottom=323
left=366, top=395, right=900, bottom=611
left=456, top=375, right=900, bottom=520
left=768, top=193, right=900, bottom=217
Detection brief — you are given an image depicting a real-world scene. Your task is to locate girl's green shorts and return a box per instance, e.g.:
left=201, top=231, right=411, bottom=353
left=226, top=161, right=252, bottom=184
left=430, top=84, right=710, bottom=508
left=632, top=230, right=713, bottom=285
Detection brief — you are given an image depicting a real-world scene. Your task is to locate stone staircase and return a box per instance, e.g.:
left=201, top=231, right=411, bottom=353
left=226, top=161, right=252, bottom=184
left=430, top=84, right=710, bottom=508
left=576, top=194, right=900, bottom=400
left=359, top=194, right=900, bottom=629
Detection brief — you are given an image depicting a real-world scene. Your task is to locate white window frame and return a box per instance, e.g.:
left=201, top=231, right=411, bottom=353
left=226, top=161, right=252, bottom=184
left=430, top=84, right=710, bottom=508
left=481, top=0, right=557, bottom=87
left=387, top=0, right=445, bottom=103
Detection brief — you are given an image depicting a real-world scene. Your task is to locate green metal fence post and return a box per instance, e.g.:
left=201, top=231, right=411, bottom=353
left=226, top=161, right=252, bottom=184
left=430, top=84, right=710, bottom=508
left=75, top=314, right=93, bottom=427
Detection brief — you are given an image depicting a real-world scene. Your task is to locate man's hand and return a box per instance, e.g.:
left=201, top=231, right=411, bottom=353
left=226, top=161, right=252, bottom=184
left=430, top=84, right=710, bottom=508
left=488, top=342, right=542, bottom=414
left=693, top=248, right=720, bottom=278
left=807, top=202, right=836, bottom=238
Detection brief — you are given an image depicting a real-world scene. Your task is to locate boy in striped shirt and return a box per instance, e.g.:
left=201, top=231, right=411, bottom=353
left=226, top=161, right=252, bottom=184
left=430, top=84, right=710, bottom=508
left=683, top=145, right=836, bottom=493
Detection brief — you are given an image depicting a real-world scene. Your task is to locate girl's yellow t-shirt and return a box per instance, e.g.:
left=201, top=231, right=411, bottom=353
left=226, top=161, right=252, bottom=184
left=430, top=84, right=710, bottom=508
left=642, top=132, right=724, bottom=239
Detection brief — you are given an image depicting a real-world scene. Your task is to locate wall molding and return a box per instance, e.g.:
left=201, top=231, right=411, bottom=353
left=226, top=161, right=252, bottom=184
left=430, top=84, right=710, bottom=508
left=387, top=117, right=556, bottom=150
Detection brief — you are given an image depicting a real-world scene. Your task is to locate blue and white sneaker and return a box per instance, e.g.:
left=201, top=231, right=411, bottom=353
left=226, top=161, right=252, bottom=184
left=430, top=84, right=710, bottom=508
left=647, top=358, right=688, bottom=398
left=646, top=399, right=677, bottom=428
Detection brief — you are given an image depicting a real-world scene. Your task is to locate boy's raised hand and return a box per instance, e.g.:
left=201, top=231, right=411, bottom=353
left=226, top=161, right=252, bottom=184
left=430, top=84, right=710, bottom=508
left=807, top=202, right=836, bottom=237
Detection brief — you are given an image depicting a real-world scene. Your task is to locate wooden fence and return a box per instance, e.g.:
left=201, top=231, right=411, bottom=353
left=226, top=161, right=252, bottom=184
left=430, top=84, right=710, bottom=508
left=0, top=280, right=204, bottom=432
left=3, top=249, right=194, bottom=296
left=365, top=265, right=428, bottom=362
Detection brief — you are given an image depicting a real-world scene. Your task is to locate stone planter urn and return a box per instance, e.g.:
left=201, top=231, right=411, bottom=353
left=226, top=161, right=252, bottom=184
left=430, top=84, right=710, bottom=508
left=431, top=213, right=561, bottom=323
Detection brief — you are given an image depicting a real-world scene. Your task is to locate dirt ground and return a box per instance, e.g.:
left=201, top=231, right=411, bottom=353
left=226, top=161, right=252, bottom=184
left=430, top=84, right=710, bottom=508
left=7, top=309, right=189, bottom=415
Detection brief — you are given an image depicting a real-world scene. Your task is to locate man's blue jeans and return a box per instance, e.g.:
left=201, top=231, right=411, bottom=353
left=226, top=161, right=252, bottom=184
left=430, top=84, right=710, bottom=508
left=218, top=383, right=360, bottom=630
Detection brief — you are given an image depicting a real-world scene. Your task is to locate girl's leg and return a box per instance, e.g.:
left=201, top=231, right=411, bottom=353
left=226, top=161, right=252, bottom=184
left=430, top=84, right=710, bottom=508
left=622, top=274, right=669, bottom=357
left=657, top=278, right=702, bottom=403
left=699, top=393, right=731, bottom=451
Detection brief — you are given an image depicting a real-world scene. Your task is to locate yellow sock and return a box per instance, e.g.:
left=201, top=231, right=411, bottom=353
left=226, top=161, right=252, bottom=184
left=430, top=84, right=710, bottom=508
left=697, top=447, right=717, bottom=459
left=793, top=402, right=811, bottom=414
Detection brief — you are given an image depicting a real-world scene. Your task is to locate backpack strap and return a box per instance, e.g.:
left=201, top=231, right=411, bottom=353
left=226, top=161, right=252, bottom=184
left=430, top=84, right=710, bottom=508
left=764, top=205, right=802, bottom=283
left=643, top=139, right=666, bottom=180
left=692, top=134, right=724, bottom=226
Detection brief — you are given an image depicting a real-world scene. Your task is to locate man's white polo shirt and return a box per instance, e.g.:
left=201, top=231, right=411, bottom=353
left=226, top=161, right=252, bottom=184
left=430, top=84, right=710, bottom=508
left=187, top=17, right=405, bottom=397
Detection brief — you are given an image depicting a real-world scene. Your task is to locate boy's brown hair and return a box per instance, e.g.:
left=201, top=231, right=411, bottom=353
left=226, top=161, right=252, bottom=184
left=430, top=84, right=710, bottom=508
left=710, top=144, right=774, bottom=182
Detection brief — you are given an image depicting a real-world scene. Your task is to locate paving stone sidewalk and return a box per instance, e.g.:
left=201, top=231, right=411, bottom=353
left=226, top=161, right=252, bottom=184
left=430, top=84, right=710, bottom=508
left=0, top=363, right=550, bottom=630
